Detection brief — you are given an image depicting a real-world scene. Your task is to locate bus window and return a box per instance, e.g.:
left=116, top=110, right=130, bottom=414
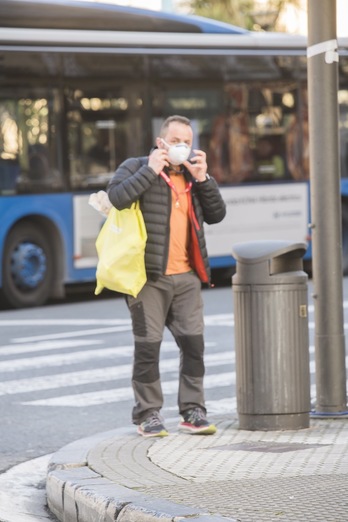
left=66, top=88, right=143, bottom=190
left=0, top=95, right=62, bottom=194
left=208, top=83, right=309, bottom=184
left=0, top=100, right=20, bottom=194
left=84, top=122, right=117, bottom=174
left=68, top=117, right=122, bottom=189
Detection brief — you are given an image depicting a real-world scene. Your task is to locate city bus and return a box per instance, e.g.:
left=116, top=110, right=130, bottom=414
left=1, top=0, right=348, bottom=308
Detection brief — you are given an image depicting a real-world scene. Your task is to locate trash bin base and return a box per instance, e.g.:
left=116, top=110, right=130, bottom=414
left=238, top=412, right=310, bottom=431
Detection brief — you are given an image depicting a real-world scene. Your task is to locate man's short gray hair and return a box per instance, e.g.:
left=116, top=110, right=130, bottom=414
left=159, top=115, right=191, bottom=137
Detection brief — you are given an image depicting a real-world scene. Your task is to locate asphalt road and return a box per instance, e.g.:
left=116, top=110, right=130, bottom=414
left=0, top=278, right=347, bottom=522
left=0, top=284, right=235, bottom=474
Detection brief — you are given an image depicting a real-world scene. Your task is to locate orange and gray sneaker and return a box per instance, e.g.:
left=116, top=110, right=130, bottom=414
left=178, top=407, right=217, bottom=435
left=137, top=411, right=169, bottom=438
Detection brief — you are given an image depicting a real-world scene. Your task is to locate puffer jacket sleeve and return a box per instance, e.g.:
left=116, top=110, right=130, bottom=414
left=193, top=176, right=226, bottom=224
left=107, top=157, right=158, bottom=210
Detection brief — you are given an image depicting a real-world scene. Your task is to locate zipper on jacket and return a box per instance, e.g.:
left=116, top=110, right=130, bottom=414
left=162, top=179, right=171, bottom=274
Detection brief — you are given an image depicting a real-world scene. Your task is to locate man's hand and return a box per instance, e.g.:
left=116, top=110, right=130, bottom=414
left=148, top=148, right=169, bottom=175
left=183, top=149, right=208, bottom=182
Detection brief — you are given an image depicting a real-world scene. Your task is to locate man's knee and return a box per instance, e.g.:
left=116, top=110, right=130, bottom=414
left=178, top=335, right=205, bottom=377
left=133, top=341, right=161, bottom=382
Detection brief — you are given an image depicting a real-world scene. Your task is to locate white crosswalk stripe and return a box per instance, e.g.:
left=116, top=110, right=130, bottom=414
left=0, top=345, right=132, bottom=372
left=0, top=319, right=131, bottom=326
left=0, top=311, right=346, bottom=415
left=11, top=325, right=133, bottom=343
left=0, top=351, right=233, bottom=396
left=0, top=340, right=216, bottom=372
left=0, top=313, right=235, bottom=411
left=0, top=339, right=102, bottom=356
left=21, top=372, right=236, bottom=407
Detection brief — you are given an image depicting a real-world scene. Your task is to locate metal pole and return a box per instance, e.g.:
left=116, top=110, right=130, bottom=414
left=307, top=0, right=347, bottom=413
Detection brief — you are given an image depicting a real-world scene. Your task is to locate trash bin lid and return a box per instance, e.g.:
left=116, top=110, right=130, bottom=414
left=232, top=240, right=307, bottom=263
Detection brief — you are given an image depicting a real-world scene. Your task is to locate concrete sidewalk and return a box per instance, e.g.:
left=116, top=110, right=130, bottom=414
left=46, top=414, right=348, bottom=522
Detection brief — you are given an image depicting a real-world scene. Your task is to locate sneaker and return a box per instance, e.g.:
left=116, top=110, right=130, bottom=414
left=137, top=411, right=169, bottom=438
left=179, top=407, right=217, bottom=435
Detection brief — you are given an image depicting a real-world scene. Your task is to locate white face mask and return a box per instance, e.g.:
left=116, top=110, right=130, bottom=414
left=162, top=139, right=191, bottom=166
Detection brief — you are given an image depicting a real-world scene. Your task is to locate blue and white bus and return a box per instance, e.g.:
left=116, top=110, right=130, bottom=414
left=1, top=0, right=348, bottom=308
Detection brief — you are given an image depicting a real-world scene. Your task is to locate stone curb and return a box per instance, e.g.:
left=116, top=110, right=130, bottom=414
left=46, top=429, right=237, bottom=522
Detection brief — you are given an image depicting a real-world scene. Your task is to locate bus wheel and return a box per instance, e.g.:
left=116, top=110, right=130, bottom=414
left=342, top=199, right=348, bottom=276
left=1, top=223, right=54, bottom=308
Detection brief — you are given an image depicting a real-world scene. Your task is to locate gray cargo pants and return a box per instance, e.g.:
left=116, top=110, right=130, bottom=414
left=125, top=271, right=206, bottom=425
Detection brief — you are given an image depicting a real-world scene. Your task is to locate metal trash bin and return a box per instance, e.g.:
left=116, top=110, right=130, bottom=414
left=231, top=240, right=310, bottom=431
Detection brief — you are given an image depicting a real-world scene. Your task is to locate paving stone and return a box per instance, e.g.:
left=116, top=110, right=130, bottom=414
left=46, top=416, right=348, bottom=522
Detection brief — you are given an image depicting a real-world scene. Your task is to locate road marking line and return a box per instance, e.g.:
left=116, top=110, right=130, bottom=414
left=0, top=351, right=232, bottom=395
left=0, top=319, right=131, bottom=326
left=0, top=341, right=216, bottom=372
left=0, top=345, right=133, bottom=372
left=8, top=314, right=234, bottom=343
left=21, top=372, right=236, bottom=407
left=11, top=325, right=133, bottom=343
left=0, top=339, right=102, bottom=356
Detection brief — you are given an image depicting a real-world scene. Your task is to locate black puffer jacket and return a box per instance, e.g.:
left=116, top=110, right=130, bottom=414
left=107, top=156, right=226, bottom=284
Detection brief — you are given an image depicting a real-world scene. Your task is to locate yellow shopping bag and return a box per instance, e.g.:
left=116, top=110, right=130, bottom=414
left=95, top=202, right=147, bottom=297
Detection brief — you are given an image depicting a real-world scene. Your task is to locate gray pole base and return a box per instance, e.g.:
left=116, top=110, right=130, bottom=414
left=238, top=412, right=310, bottom=431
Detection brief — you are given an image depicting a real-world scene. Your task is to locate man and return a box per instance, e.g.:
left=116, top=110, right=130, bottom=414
left=107, top=115, right=226, bottom=437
